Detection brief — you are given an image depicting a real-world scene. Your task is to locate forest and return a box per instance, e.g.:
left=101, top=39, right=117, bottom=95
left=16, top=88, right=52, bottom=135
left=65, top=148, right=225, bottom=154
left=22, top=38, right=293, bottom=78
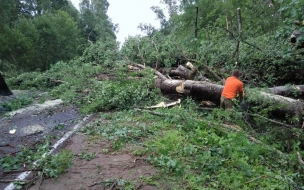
left=1, top=0, right=304, bottom=189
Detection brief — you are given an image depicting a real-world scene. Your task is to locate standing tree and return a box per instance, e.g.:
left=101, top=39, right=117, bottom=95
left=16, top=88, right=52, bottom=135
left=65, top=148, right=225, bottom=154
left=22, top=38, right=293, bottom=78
left=79, top=0, right=117, bottom=43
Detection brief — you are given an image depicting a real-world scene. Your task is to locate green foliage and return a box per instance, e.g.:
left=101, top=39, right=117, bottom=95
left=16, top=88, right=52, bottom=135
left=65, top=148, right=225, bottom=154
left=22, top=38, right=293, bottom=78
left=6, top=56, right=162, bottom=113
left=36, top=150, right=73, bottom=178
left=79, top=78, right=160, bottom=113
left=79, top=0, right=117, bottom=43
left=143, top=107, right=304, bottom=189
left=0, top=155, right=22, bottom=171
left=33, top=10, right=81, bottom=70
left=54, top=124, right=65, bottom=130
left=0, top=91, right=35, bottom=111
left=13, top=181, right=27, bottom=189
left=76, top=102, right=304, bottom=189
left=2, top=1, right=304, bottom=189
left=0, top=138, right=73, bottom=184
left=80, top=110, right=161, bottom=150
left=121, top=33, right=180, bottom=68
left=1, top=96, right=32, bottom=111
left=0, top=10, right=81, bottom=72
left=82, top=38, right=120, bottom=66
left=7, top=71, right=41, bottom=89
left=78, top=152, right=96, bottom=161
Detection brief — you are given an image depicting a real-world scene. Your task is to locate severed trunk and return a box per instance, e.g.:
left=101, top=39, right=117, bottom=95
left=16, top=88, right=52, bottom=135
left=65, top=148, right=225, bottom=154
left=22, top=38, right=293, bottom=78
left=267, top=85, right=304, bottom=98
left=0, top=73, right=13, bottom=96
left=161, top=79, right=222, bottom=103
left=159, top=77, right=304, bottom=123
left=169, top=65, right=197, bottom=80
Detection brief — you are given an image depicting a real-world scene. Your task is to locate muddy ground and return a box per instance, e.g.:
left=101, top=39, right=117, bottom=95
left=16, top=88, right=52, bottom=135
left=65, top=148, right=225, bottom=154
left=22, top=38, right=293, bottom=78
left=0, top=91, right=88, bottom=189
left=30, top=133, right=158, bottom=190
left=0, top=91, right=161, bottom=190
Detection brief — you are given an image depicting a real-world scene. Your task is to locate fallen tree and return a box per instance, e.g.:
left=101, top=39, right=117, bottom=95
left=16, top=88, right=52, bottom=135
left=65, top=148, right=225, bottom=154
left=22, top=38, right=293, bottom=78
left=0, top=73, right=12, bottom=96
left=268, top=85, right=304, bottom=98
left=129, top=63, right=304, bottom=125
left=155, top=71, right=304, bottom=125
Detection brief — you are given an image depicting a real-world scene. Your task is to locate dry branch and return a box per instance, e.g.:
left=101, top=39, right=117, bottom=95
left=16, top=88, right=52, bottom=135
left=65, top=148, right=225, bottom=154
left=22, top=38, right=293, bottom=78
left=145, top=99, right=181, bottom=109
left=297, top=152, right=304, bottom=165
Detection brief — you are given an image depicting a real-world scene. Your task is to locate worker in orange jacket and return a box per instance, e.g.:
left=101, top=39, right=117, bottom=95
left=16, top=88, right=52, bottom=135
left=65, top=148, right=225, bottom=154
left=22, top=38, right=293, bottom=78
left=220, top=70, right=244, bottom=110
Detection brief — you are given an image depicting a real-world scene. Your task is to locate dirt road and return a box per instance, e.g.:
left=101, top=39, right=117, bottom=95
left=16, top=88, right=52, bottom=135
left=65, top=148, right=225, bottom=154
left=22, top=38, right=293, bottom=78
left=0, top=91, right=160, bottom=190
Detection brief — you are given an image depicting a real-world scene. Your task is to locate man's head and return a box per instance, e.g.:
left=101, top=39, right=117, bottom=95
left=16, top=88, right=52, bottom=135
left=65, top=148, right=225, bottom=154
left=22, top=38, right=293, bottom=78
left=232, top=70, right=240, bottom=78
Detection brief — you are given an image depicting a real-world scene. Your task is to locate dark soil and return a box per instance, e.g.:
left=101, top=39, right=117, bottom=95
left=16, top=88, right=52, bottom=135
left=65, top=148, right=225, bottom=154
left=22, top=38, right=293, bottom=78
left=0, top=91, right=87, bottom=190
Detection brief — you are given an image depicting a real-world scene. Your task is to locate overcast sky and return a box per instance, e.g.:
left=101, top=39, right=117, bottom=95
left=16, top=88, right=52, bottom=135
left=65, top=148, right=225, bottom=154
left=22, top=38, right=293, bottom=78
left=70, top=0, right=165, bottom=46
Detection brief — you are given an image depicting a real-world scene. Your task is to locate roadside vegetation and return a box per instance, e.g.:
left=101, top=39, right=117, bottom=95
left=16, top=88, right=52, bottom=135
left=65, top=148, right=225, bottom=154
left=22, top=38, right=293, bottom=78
left=1, top=0, right=304, bottom=189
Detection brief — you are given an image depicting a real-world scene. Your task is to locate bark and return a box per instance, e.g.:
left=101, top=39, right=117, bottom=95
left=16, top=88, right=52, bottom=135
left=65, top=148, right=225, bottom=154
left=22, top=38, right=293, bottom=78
left=160, top=79, right=222, bottom=104
left=195, top=6, right=198, bottom=38
left=169, top=64, right=197, bottom=80
left=267, top=85, right=304, bottom=98
left=0, top=73, right=13, bottom=96
left=233, top=8, right=242, bottom=64
left=156, top=71, right=304, bottom=122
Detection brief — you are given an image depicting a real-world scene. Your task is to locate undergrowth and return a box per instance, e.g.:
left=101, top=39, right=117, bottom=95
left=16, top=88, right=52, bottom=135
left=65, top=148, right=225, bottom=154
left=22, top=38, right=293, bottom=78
left=4, top=57, right=304, bottom=189
left=79, top=100, right=304, bottom=189
left=7, top=59, right=163, bottom=113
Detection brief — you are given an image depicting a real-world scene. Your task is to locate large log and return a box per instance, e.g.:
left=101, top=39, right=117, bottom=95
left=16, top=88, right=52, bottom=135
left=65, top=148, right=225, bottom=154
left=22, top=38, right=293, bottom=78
left=267, top=85, right=304, bottom=98
left=158, top=76, right=304, bottom=123
left=0, top=73, right=12, bottom=96
left=169, top=62, right=198, bottom=80
left=131, top=63, right=304, bottom=123
left=160, top=79, right=222, bottom=103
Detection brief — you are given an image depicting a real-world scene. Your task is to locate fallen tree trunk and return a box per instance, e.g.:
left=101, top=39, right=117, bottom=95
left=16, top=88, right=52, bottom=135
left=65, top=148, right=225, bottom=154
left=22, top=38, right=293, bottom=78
left=156, top=72, right=304, bottom=124
left=160, top=79, right=223, bottom=103
left=169, top=62, right=198, bottom=80
left=128, top=63, right=304, bottom=123
left=169, top=65, right=196, bottom=79
left=267, top=85, right=304, bottom=98
left=0, top=73, right=13, bottom=96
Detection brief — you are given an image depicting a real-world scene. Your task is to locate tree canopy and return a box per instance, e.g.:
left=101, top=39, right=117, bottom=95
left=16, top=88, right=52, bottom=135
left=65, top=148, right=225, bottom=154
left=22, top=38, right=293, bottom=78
left=0, top=0, right=117, bottom=72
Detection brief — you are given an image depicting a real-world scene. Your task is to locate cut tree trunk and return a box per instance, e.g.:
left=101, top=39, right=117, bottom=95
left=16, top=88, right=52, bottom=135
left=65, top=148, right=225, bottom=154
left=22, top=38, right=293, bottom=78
left=0, top=73, right=13, bottom=96
left=157, top=72, right=304, bottom=124
left=160, top=79, right=222, bottom=104
left=129, top=63, right=304, bottom=123
left=267, top=85, right=304, bottom=98
left=169, top=64, right=197, bottom=80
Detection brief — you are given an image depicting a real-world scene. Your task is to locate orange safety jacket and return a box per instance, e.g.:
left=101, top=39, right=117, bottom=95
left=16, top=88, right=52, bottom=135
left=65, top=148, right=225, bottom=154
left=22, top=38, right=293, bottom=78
left=221, top=76, right=243, bottom=99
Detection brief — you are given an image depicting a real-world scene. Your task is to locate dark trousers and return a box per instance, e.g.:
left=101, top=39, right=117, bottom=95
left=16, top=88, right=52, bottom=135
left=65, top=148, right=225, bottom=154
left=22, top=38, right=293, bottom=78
left=220, top=96, right=233, bottom=110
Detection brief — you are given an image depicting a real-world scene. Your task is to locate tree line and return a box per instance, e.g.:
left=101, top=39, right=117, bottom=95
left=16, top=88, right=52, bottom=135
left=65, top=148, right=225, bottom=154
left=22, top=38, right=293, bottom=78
left=0, top=0, right=117, bottom=72
left=1, top=0, right=303, bottom=87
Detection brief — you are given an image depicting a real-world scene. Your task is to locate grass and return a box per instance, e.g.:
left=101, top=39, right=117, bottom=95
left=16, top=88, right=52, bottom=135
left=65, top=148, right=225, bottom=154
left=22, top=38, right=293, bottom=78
left=78, top=106, right=304, bottom=189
